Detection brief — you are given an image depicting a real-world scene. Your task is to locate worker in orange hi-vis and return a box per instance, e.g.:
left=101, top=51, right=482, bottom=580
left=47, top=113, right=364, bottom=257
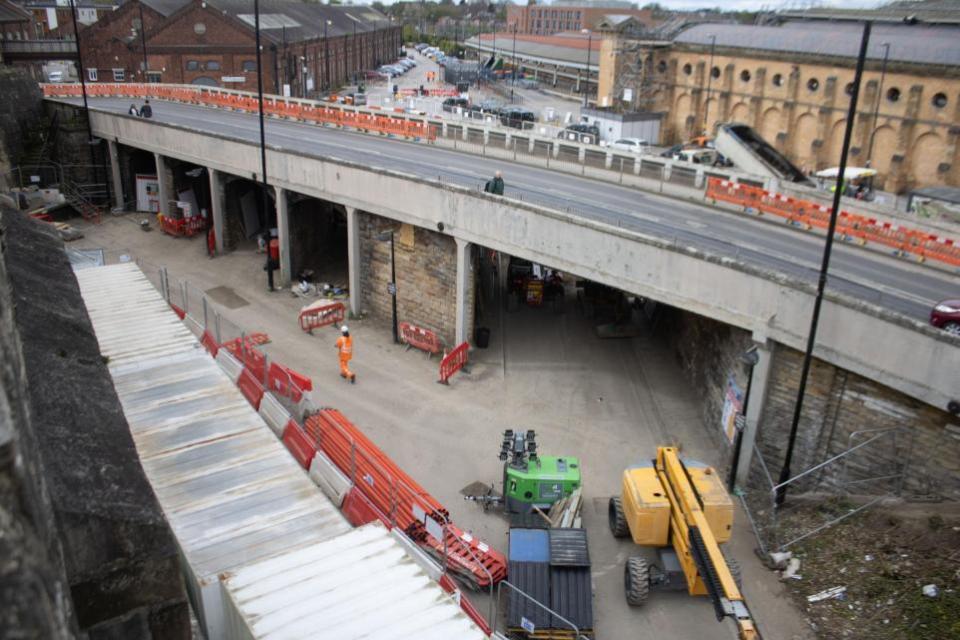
left=335, top=325, right=356, bottom=383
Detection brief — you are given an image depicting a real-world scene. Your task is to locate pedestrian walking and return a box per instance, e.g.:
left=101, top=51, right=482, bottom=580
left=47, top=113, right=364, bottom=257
left=140, top=99, right=153, bottom=118
left=335, top=325, right=356, bottom=383
left=128, top=103, right=140, bottom=116
left=484, top=170, right=505, bottom=195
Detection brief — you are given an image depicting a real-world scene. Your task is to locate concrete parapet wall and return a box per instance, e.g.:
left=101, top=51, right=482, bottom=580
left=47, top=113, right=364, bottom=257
left=79, top=107, right=960, bottom=412
left=0, top=209, right=190, bottom=638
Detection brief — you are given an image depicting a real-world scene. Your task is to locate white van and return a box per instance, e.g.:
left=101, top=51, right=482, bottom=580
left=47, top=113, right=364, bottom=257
left=47, top=70, right=64, bottom=83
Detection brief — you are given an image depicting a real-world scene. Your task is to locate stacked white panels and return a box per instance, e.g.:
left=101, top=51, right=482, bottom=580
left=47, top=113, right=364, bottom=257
left=75, top=264, right=352, bottom=640
left=220, top=522, right=488, bottom=640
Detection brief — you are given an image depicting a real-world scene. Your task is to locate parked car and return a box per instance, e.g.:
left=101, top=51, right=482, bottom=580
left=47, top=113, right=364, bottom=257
left=931, top=299, right=960, bottom=335
left=377, top=65, right=400, bottom=77
left=499, top=107, right=536, bottom=129
left=415, top=43, right=430, bottom=52
left=660, top=143, right=685, bottom=158
left=673, top=148, right=718, bottom=165
left=565, top=123, right=600, bottom=138
left=608, top=137, right=649, bottom=154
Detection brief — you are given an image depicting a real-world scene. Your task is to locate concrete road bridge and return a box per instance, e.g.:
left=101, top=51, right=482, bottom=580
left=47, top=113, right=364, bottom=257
left=46, top=94, right=959, bottom=474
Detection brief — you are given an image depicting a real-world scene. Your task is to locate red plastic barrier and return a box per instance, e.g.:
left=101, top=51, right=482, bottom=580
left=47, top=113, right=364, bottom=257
left=298, top=302, right=345, bottom=334
left=438, top=342, right=469, bottom=385
left=158, top=214, right=207, bottom=237
left=282, top=420, right=317, bottom=469
left=341, top=486, right=388, bottom=527
left=200, top=330, right=219, bottom=356
left=268, top=361, right=313, bottom=402
left=169, top=302, right=186, bottom=320
left=304, top=409, right=507, bottom=587
left=399, top=321, right=441, bottom=355
left=237, top=368, right=265, bottom=410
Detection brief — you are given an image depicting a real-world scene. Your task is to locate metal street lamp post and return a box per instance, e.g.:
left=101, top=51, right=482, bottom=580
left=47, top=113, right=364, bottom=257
left=253, top=0, right=274, bottom=291
left=728, top=345, right=760, bottom=492
left=865, top=41, right=891, bottom=166
left=323, top=19, right=331, bottom=91
left=377, top=230, right=399, bottom=344
left=581, top=28, right=592, bottom=107
left=511, top=23, right=517, bottom=86
left=703, top=34, right=716, bottom=135
left=137, top=3, right=148, bottom=79
left=776, top=21, right=873, bottom=507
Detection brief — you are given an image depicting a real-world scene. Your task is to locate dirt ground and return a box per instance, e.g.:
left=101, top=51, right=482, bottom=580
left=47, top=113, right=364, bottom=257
left=778, top=503, right=960, bottom=640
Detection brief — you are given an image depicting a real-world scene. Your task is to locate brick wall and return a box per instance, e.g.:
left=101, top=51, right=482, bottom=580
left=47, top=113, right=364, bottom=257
left=358, top=211, right=473, bottom=349
left=658, top=305, right=960, bottom=501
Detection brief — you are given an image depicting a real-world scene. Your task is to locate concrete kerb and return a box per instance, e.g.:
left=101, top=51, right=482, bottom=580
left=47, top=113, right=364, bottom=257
left=74, top=101, right=954, bottom=345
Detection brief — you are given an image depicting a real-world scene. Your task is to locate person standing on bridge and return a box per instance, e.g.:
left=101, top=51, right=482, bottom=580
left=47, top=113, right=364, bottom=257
left=484, top=170, right=504, bottom=196
left=140, top=99, right=152, bottom=119
left=335, top=325, right=356, bottom=383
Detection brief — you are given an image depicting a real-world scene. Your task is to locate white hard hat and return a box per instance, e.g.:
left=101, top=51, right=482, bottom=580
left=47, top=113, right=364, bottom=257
left=341, top=325, right=349, bottom=333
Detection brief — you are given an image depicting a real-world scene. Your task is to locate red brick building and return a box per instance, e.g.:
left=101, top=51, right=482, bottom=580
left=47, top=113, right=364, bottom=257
left=73, top=0, right=399, bottom=95
left=22, top=0, right=119, bottom=38
left=506, top=2, right=653, bottom=36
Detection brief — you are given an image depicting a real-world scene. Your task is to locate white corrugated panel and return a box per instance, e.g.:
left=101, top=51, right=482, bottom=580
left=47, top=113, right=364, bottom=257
left=216, top=348, right=244, bottom=383
left=75, top=264, right=352, bottom=640
left=221, top=522, right=488, bottom=640
left=307, top=450, right=352, bottom=507
left=258, top=392, right=292, bottom=438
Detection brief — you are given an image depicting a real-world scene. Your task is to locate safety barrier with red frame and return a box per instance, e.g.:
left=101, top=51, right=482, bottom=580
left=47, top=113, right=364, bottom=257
left=221, top=334, right=312, bottom=402
left=158, top=214, right=207, bottom=238
left=399, top=321, right=441, bottom=356
left=304, top=409, right=508, bottom=588
left=706, top=177, right=960, bottom=267
left=298, top=301, right=346, bottom=334
left=281, top=420, right=317, bottom=468
left=236, top=368, right=265, bottom=410
left=438, top=341, right=469, bottom=385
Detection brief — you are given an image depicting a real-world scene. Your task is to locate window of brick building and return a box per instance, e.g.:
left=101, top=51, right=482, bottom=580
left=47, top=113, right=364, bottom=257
left=740, top=69, right=751, bottom=82
left=683, top=63, right=692, bottom=75
left=657, top=60, right=667, bottom=73
left=807, top=77, right=820, bottom=92
left=932, top=92, right=948, bottom=108
left=205, top=60, right=220, bottom=71
left=710, top=66, right=720, bottom=79
left=886, top=87, right=900, bottom=102
left=113, top=68, right=125, bottom=82
left=772, top=73, right=783, bottom=86
left=186, top=60, right=199, bottom=71
left=194, top=22, right=206, bottom=35
left=88, top=68, right=98, bottom=81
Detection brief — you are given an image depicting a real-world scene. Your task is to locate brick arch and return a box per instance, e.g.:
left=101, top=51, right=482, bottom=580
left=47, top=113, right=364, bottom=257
left=910, top=131, right=947, bottom=186
left=791, top=112, right=817, bottom=170
left=760, top=106, right=780, bottom=143
left=825, top=118, right=847, bottom=167
left=868, top=125, right=897, bottom=178
left=674, top=93, right=692, bottom=139
left=729, top=101, right=749, bottom=123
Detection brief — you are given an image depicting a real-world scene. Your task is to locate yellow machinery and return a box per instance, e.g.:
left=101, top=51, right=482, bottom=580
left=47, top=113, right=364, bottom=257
left=609, top=447, right=760, bottom=640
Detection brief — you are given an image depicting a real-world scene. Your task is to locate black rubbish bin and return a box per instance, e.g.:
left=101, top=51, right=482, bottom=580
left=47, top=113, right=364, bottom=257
left=475, top=327, right=491, bottom=349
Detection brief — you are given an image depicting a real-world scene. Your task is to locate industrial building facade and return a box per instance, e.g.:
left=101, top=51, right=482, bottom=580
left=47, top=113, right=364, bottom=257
left=65, top=0, right=399, bottom=95
left=505, top=1, right=652, bottom=36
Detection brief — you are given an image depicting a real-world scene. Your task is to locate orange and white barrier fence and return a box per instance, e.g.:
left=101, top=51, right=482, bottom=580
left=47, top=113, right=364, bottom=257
left=298, top=301, right=346, bottom=334
left=399, top=321, right=441, bottom=356
left=438, top=341, right=469, bottom=385
left=44, top=83, right=436, bottom=141
left=706, top=178, right=960, bottom=267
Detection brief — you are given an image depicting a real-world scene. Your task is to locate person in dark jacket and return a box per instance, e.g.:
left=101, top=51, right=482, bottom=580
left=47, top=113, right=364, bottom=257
left=484, top=170, right=504, bottom=195
left=140, top=99, right=153, bottom=118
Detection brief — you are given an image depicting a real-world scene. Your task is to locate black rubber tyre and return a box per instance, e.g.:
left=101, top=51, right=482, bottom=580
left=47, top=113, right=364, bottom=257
left=608, top=497, right=629, bottom=538
left=723, top=549, right=743, bottom=590
left=624, top=556, right=650, bottom=606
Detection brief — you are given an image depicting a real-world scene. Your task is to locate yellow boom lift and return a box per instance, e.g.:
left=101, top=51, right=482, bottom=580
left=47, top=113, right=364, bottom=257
left=609, top=447, right=760, bottom=639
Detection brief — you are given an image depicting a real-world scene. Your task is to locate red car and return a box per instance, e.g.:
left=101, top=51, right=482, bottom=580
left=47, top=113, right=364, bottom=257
left=931, top=299, right=960, bottom=335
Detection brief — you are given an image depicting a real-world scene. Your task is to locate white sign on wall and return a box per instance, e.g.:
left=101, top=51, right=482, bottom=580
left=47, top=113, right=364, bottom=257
left=221, top=76, right=245, bottom=83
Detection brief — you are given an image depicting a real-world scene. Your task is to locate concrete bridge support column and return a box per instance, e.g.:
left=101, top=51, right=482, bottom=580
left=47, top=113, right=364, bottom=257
left=346, top=205, right=360, bottom=317
left=274, top=187, right=291, bottom=287
left=208, top=169, right=225, bottom=254
left=107, top=140, right=123, bottom=211
left=454, top=237, right=472, bottom=346
left=153, top=152, right=170, bottom=217
left=735, top=336, right=777, bottom=487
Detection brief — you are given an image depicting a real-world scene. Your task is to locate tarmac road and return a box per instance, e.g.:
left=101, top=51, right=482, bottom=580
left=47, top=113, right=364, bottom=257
left=68, top=96, right=958, bottom=323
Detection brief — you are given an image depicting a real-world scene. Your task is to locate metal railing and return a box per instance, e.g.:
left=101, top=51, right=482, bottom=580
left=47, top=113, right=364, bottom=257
left=737, top=427, right=905, bottom=555
left=494, top=580, right=590, bottom=640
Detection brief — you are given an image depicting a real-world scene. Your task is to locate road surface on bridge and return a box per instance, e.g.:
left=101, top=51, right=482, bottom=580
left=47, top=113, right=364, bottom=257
left=67, top=97, right=957, bottom=324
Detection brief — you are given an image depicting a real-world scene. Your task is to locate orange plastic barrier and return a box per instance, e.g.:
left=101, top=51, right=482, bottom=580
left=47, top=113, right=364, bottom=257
left=438, top=341, right=469, bottom=385
left=298, top=301, right=345, bottom=334
left=304, top=409, right=507, bottom=588
left=268, top=361, right=313, bottom=402
left=158, top=214, right=207, bottom=237
left=399, top=321, right=441, bottom=355
left=706, top=178, right=960, bottom=267
left=237, top=367, right=265, bottom=410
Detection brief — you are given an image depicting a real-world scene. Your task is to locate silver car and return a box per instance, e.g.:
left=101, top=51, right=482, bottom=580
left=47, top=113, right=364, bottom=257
left=608, top=137, right=649, bottom=154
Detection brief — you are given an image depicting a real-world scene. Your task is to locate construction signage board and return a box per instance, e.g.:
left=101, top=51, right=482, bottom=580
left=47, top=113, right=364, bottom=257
left=721, top=375, right=743, bottom=445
